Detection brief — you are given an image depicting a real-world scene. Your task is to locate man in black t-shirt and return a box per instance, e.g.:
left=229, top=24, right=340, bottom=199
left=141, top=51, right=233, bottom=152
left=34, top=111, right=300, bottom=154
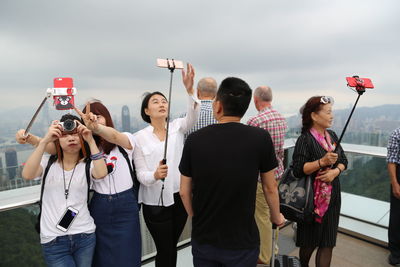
left=179, top=77, right=285, bottom=267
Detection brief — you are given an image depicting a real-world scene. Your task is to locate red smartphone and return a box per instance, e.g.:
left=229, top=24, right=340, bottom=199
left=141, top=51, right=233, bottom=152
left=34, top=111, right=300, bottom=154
left=157, top=58, right=184, bottom=69
left=346, top=77, right=374, bottom=89
left=52, top=77, right=76, bottom=110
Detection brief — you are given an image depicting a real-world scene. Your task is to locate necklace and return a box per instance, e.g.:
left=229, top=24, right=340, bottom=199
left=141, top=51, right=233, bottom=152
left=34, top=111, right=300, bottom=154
left=62, top=160, right=78, bottom=200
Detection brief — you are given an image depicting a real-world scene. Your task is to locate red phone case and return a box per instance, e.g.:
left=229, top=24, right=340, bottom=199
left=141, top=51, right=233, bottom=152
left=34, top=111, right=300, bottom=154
left=346, top=77, right=374, bottom=89
left=53, top=77, right=75, bottom=110
left=54, top=77, right=73, bottom=88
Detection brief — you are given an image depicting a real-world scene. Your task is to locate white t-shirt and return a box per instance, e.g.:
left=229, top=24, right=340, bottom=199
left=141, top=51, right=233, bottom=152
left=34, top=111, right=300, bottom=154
left=91, top=132, right=135, bottom=194
left=38, top=155, right=96, bottom=244
left=133, top=95, right=199, bottom=206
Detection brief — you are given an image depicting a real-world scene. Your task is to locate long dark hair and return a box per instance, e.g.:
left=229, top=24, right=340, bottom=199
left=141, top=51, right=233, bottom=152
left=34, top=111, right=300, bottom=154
left=300, top=96, right=326, bottom=134
left=83, top=101, right=116, bottom=154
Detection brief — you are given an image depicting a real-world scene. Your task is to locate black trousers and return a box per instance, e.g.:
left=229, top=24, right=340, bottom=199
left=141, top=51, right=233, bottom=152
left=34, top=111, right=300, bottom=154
left=143, top=192, right=188, bottom=267
left=389, top=164, right=400, bottom=259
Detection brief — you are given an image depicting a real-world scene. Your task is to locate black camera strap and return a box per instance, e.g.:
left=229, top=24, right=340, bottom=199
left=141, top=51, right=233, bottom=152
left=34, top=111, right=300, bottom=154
left=117, top=145, right=140, bottom=200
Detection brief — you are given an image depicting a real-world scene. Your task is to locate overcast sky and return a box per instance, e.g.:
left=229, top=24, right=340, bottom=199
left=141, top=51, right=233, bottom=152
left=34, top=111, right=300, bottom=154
left=1, top=0, right=399, bottom=120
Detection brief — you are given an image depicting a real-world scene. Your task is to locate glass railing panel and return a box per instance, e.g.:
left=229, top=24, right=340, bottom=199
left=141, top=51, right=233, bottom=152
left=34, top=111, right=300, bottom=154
left=340, top=152, right=389, bottom=202
left=0, top=204, right=45, bottom=267
left=0, top=202, right=191, bottom=265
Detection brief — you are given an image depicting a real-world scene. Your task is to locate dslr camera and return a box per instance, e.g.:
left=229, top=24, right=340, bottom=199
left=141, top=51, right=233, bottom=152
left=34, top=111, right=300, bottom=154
left=59, top=119, right=77, bottom=134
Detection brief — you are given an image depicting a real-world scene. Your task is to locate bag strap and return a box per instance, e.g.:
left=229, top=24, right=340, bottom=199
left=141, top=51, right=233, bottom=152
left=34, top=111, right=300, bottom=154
left=38, top=155, right=57, bottom=209
left=117, top=145, right=139, bottom=190
left=85, top=158, right=92, bottom=203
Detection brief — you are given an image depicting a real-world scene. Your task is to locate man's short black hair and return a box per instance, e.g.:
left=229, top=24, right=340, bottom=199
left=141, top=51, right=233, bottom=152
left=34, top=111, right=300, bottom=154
left=216, top=77, right=252, bottom=118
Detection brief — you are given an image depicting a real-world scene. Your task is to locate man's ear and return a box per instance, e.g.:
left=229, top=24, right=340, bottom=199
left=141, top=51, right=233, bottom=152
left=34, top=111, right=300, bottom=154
left=214, top=100, right=223, bottom=115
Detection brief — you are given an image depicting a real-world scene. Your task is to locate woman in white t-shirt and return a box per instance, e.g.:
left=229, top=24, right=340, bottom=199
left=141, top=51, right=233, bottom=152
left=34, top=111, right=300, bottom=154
left=133, top=64, right=199, bottom=267
left=22, top=114, right=108, bottom=267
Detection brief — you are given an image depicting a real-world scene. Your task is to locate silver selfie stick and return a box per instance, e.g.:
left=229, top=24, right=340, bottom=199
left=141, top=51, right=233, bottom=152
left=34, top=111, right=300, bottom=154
left=162, top=59, right=177, bottom=165
left=24, top=90, right=53, bottom=137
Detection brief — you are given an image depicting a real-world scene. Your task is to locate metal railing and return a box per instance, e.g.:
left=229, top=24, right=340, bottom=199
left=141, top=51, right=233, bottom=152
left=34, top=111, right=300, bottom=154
left=0, top=140, right=390, bottom=265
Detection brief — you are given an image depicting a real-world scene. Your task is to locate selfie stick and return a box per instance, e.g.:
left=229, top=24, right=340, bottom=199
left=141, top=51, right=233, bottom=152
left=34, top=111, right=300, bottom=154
left=24, top=90, right=53, bottom=137
left=162, top=59, right=177, bottom=165
left=334, top=76, right=366, bottom=153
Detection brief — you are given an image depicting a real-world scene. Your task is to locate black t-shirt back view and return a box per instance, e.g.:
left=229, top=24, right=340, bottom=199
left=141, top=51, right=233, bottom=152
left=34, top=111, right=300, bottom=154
left=179, top=122, right=278, bottom=249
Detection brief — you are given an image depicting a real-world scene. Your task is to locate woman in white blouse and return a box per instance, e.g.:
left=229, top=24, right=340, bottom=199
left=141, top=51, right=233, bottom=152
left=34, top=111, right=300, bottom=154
left=133, top=64, right=199, bottom=267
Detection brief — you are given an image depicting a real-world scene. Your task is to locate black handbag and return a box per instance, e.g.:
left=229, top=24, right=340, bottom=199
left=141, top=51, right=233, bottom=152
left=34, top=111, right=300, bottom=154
left=278, top=166, right=315, bottom=223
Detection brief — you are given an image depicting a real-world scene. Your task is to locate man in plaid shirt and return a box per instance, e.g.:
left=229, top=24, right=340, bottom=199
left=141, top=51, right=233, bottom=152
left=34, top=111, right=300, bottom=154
left=387, top=127, right=400, bottom=266
left=247, top=85, right=287, bottom=265
left=184, top=77, right=217, bottom=139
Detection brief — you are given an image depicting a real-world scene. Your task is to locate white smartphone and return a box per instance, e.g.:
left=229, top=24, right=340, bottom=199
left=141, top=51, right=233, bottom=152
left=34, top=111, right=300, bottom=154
left=56, top=207, right=79, bottom=232
left=156, top=58, right=184, bottom=69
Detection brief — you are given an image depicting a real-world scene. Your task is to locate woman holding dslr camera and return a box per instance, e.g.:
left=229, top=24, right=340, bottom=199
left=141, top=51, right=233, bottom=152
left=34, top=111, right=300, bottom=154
left=22, top=114, right=107, bottom=267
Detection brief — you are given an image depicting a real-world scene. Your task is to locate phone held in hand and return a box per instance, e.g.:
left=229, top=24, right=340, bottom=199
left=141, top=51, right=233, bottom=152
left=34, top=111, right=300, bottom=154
left=56, top=207, right=79, bottom=232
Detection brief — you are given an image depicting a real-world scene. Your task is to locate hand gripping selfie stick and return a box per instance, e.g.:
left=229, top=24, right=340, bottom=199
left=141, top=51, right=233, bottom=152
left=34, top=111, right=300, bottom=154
left=333, top=75, right=374, bottom=152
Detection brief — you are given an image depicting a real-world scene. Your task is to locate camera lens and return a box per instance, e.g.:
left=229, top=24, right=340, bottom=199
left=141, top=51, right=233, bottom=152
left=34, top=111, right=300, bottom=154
left=63, top=119, right=76, bottom=131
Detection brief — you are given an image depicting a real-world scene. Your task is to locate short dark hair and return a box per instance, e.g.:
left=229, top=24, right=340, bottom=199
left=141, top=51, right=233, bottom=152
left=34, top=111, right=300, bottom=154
left=56, top=114, right=88, bottom=161
left=140, top=91, right=167, bottom=123
left=300, top=96, right=326, bottom=134
left=216, top=77, right=252, bottom=117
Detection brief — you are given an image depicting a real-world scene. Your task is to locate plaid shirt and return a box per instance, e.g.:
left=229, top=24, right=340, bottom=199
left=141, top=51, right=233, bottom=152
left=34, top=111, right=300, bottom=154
left=387, top=127, right=400, bottom=164
left=247, top=106, right=287, bottom=180
left=184, top=100, right=217, bottom=139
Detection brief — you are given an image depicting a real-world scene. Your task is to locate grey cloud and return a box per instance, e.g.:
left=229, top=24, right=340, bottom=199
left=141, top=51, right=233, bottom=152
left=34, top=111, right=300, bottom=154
left=1, top=0, right=399, bottom=113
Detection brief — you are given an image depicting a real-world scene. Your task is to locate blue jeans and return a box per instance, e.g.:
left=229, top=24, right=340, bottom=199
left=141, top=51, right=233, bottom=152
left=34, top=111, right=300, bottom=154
left=41, top=233, right=96, bottom=267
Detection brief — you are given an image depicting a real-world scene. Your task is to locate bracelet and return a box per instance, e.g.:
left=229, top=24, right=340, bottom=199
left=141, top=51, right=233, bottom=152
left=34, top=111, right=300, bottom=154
left=90, top=152, right=105, bottom=160
left=318, top=159, right=322, bottom=168
left=336, top=167, right=342, bottom=176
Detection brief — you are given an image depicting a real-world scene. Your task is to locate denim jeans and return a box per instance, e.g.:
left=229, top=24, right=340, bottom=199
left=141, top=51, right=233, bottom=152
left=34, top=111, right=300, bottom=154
left=41, top=232, right=96, bottom=267
left=89, top=188, right=141, bottom=267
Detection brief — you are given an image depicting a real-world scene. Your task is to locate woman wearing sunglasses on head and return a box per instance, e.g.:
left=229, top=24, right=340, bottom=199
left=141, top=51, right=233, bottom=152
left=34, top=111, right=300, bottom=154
left=292, top=96, right=348, bottom=267
left=22, top=114, right=108, bottom=267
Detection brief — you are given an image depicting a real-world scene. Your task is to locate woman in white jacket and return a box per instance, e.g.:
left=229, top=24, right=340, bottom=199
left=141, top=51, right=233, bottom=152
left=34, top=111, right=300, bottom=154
left=133, top=64, right=199, bottom=267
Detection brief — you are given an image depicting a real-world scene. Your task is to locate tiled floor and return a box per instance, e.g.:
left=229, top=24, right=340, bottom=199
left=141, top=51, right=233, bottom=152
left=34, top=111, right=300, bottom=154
left=142, top=223, right=391, bottom=267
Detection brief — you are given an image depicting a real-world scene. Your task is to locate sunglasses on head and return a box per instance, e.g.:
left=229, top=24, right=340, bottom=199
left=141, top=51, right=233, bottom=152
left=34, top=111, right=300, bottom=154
left=320, top=96, right=334, bottom=105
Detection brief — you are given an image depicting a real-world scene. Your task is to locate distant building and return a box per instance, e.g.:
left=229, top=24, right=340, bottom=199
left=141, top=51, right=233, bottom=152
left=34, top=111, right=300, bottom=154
left=5, top=148, right=18, bottom=180
left=121, top=105, right=131, bottom=132
left=0, top=156, right=3, bottom=182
